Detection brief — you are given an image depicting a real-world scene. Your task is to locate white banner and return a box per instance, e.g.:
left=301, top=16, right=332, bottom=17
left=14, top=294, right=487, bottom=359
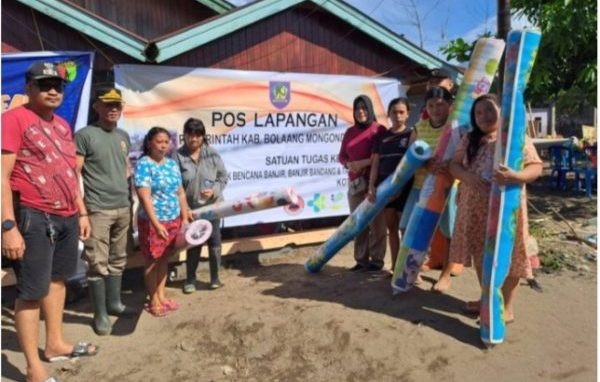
left=115, top=65, right=401, bottom=227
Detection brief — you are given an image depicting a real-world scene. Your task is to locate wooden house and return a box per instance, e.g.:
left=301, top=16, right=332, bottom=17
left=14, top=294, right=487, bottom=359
left=3, top=0, right=459, bottom=91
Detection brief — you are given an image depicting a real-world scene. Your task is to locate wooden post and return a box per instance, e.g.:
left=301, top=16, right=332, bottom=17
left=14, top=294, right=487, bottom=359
left=496, top=0, right=511, bottom=97
left=550, top=102, right=557, bottom=137
left=526, top=102, right=536, bottom=138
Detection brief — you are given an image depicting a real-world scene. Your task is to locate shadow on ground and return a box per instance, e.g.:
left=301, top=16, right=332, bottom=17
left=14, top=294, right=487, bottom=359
left=223, top=250, right=484, bottom=349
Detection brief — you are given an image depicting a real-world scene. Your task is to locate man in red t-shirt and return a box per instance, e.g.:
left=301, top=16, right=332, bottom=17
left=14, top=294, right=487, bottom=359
left=1, top=62, right=97, bottom=382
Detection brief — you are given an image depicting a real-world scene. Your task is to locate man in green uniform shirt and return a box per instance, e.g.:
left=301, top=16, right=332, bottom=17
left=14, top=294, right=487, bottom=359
left=75, top=87, right=134, bottom=335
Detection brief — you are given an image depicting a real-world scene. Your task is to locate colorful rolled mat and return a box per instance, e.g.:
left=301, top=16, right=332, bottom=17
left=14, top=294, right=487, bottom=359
left=191, top=187, right=299, bottom=220
left=480, top=29, right=542, bottom=346
left=305, top=140, right=432, bottom=273
left=391, top=37, right=506, bottom=293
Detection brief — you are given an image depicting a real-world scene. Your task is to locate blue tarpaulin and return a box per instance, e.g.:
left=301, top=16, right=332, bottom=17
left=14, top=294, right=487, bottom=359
left=2, top=51, right=94, bottom=130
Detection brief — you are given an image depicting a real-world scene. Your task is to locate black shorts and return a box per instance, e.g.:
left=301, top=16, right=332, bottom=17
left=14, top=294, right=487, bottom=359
left=383, top=177, right=414, bottom=211
left=12, top=207, right=79, bottom=300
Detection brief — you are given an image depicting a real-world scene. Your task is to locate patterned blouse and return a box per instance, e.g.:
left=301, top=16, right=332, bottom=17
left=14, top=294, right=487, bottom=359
left=134, top=156, right=182, bottom=221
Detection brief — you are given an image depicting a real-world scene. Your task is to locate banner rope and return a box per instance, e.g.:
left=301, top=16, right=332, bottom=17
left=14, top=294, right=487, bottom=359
left=31, top=8, right=45, bottom=50
left=78, top=31, right=115, bottom=66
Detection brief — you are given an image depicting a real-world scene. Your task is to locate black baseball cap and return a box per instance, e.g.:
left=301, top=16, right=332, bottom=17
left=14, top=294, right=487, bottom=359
left=26, top=62, right=66, bottom=82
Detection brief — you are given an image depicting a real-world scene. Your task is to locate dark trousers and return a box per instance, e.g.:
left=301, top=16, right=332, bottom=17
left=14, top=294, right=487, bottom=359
left=185, top=219, right=221, bottom=282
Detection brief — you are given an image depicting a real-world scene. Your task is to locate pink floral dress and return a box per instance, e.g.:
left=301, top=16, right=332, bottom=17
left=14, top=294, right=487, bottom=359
left=449, top=135, right=542, bottom=278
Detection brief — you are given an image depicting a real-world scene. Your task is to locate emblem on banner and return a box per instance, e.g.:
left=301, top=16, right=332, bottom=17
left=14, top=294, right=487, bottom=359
left=56, top=61, right=78, bottom=82
left=269, top=81, right=290, bottom=109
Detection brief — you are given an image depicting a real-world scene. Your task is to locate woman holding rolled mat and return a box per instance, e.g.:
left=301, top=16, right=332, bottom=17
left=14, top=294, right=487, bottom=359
left=401, top=86, right=457, bottom=286
left=445, top=94, right=542, bottom=321
left=174, top=118, right=228, bottom=293
left=339, top=95, right=387, bottom=272
left=404, top=71, right=461, bottom=275
left=367, top=97, right=417, bottom=272
left=135, top=127, right=190, bottom=317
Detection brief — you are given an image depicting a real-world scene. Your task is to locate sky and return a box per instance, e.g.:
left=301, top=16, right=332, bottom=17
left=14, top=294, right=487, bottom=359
left=227, top=0, right=532, bottom=63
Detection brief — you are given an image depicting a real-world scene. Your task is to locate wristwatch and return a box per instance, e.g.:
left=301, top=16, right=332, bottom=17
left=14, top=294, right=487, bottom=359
left=1, top=219, right=16, bottom=233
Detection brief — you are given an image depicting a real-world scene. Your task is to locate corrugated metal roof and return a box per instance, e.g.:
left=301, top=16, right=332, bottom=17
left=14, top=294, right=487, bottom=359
left=193, top=0, right=235, bottom=13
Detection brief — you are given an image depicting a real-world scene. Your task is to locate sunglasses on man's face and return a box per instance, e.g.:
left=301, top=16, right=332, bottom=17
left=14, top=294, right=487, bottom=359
left=34, top=80, right=65, bottom=93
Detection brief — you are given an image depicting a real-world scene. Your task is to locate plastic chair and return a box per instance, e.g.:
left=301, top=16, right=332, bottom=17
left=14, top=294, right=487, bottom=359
left=574, top=167, right=596, bottom=197
left=574, top=144, right=597, bottom=197
left=547, top=145, right=576, bottom=190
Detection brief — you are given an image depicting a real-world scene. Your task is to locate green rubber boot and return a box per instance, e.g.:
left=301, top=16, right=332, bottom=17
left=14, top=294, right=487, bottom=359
left=208, top=246, right=223, bottom=290
left=88, top=278, right=112, bottom=336
left=105, top=274, right=136, bottom=317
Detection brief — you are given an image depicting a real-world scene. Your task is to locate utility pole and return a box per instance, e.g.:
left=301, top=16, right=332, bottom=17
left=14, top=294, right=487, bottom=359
left=497, top=0, right=511, bottom=96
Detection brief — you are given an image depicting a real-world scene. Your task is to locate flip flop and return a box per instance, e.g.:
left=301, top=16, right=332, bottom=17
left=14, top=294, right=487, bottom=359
left=47, top=342, right=99, bottom=362
left=527, top=278, right=543, bottom=293
left=43, top=377, right=60, bottom=382
left=162, top=299, right=180, bottom=311
left=47, top=355, right=73, bottom=363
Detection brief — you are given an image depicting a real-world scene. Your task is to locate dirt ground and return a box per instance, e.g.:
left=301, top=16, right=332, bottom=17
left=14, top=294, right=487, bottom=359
left=1, top=183, right=597, bottom=382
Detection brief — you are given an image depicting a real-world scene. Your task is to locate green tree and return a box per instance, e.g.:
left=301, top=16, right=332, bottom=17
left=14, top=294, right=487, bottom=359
left=440, top=0, right=597, bottom=111
left=439, top=32, right=492, bottom=63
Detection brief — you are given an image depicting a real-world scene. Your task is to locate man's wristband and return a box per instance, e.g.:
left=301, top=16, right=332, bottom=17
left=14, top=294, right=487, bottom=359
left=79, top=214, right=88, bottom=217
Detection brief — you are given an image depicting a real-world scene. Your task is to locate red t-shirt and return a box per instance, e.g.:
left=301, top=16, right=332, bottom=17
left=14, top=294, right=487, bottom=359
left=338, top=122, right=386, bottom=181
left=2, top=106, right=79, bottom=216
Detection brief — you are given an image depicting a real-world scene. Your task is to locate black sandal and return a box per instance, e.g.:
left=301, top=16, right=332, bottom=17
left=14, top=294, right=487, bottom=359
left=527, top=278, right=543, bottom=293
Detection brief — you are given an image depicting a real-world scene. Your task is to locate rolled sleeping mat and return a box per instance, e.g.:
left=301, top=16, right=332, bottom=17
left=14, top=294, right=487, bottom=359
left=191, top=187, right=299, bottom=221
left=305, top=140, right=432, bottom=273
left=133, top=188, right=299, bottom=247
left=480, top=29, right=542, bottom=346
left=391, top=37, right=506, bottom=294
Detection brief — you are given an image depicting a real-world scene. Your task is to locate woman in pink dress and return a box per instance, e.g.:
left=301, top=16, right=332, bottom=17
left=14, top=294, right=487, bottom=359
left=444, top=94, right=543, bottom=322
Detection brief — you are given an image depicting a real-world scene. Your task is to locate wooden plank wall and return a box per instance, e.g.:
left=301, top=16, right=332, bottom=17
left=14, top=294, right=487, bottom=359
left=65, top=0, right=218, bottom=40
left=1, top=1, right=139, bottom=71
left=166, top=5, right=426, bottom=82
